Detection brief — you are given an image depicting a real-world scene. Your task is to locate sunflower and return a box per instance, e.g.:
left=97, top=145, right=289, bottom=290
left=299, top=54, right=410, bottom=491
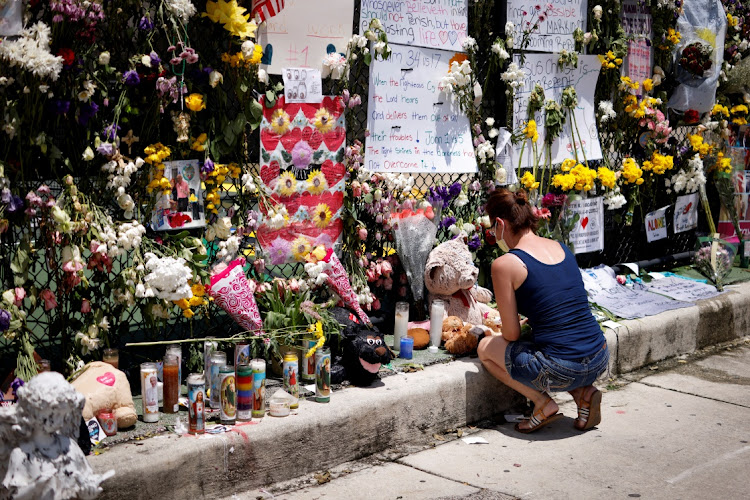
left=270, top=109, right=291, bottom=135
left=313, top=203, right=333, bottom=228
left=307, top=170, right=328, bottom=194
left=291, top=236, right=311, bottom=261
left=278, top=171, right=297, bottom=197
left=312, top=108, right=334, bottom=134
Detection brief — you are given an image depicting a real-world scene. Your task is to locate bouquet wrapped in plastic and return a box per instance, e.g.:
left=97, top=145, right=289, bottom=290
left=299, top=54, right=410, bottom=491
left=206, top=259, right=264, bottom=333
left=320, top=248, right=372, bottom=326
left=693, top=237, right=736, bottom=291
left=392, top=207, right=437, bottom=319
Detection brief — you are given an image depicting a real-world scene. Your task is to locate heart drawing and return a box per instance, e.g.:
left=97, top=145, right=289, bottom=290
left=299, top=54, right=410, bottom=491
left=97, top=372, right=116, bottom=387
left=581, top=217, right=589, bottom=230
left=448, top=31, right=458, bottom=45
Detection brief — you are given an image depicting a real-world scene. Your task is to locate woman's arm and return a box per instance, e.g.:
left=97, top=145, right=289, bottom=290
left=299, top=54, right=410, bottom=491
left=490, top=255, right=524, bottom=341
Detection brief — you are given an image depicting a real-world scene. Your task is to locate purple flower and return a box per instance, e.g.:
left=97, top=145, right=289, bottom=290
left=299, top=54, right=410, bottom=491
left=103, top=123, right=120, bottom=141
left=138, top=15, right=154, bottom=30
left=266, top=238, right=291, bottom=266
left=10, top=377, right=24, bottom=402
left=122, top=69, right=140, bottom=86
left=5, top=193, right=24, bottom=214
left=0, top=308, right=10, bottom=332
left=439, top=215, right=456, bottom=229
left=468, top=233, right=481, bottom=251
left=291, top=141, right=314, bottom=170
left=541, top=193, right=567, bottom=207
left=78, top=101, right=99, bottom=125
left=201, top=158, right=215, bottom=174
left=150, top=51, right=161, bottom=66
left=49, top=99, right=71, bottom=115
left=97, top=142, right=115, bottom=156
left=448, top=182, right=462, bottom=198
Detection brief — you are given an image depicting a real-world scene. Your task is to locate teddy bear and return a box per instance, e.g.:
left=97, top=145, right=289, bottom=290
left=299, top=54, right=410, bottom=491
left=424, top=236, right=499, bottom=325
left=70, top=361, right=137, bottom=429
left=441, top=315, right=490, bottom=355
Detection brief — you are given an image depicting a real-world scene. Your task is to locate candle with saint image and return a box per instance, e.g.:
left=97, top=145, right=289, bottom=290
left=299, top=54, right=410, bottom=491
left=393, top=302, right=409, bottom=350
left=429, top=299, right=444, bottom=348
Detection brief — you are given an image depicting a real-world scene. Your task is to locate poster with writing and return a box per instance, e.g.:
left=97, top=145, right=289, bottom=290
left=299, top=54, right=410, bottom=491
left=568, top=197, right=604, bottom=254
left=506, top=0, right=587, bottom=53
left=257, top=0, right=354, bottom=75
left=512, top=54, right=602, bottom=168
left=643, top=276, right=724, bottom=302
left=151, top=160, right=206, bottom=231
left=257, top=96, right=347, bottom=263
left=719, top=148, right=750, bottom=239
left=365, top=43, right=477, bottom=173
left=622, top=0, right=653, bottom=82
left=282, top=67, right=323, bottom=103
left=359, top=0, right=469, bottom=51
left=674, top=193, right=698, bottom=233
left=645, top=206, right=668, bottom=242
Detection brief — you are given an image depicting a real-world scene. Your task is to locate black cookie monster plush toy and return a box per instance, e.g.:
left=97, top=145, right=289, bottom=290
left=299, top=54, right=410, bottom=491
left=329, top=307, right=393, bottom=386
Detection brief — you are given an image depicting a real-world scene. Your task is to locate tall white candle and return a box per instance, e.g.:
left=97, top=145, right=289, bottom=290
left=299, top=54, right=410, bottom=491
left=393, top=302, right=409, bottom=350
left=429, top=299, right=445, bottom=348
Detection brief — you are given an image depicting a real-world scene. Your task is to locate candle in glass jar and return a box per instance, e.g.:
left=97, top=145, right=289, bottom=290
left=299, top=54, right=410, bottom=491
left=166, top=344, right=181, bottom=386
left=429, top=299, right=445, bottom=348
left=162, top=353, right=180, bottom=414
left=102, top=348, right=119, bottom=369
left=140, top=362, right=159, bottom=423
left=393, top=302, right=409, bottom=351
left=209, top=351, right=227, bottom=409
left=236, top=363, right=253, bottom=421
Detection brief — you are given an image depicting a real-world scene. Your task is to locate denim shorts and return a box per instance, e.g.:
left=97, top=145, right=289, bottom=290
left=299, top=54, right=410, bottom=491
left=505, top=341, right=609, bottom=393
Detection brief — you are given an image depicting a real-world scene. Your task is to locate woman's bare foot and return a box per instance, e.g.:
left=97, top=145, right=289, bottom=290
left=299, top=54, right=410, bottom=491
left=516, top=396, right=559, bottom=432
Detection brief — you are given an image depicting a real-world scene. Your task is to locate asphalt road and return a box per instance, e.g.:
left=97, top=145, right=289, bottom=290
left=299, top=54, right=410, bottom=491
left=225, top=339, right=750, bottom=500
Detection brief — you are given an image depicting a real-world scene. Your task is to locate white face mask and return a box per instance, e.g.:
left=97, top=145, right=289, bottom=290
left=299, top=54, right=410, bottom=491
left=494, top=221, right=510, bottom=253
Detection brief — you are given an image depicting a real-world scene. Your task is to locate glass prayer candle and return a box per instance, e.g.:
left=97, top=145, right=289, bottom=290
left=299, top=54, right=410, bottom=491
left=102, top=348, right=119, bottom=369
left=393, top=302, right=409, bottom=351
left=429, top=299, right=445, bottom=348
left=165, top=344, right=182, bottom=386
left=162, top=353, right=180, bottom=414
left=140, top=362, right=159, bottom=423
left=210, top=351, right=227, bottom=408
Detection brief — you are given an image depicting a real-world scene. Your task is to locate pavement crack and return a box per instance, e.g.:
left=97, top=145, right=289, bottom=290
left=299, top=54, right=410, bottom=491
left=633, top=381, right=750, bottom=409
left=394, top=459, right=511, bottom=497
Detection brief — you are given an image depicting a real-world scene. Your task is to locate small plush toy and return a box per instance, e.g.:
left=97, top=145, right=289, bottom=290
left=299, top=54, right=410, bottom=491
left=407, top=328, right=430, bottom=349
left=330, top=308, right=393, bottom=386
left=441, top=316, right=482, bottom=355
left=70, top=361, right=137, bottom=429
left=424, top=236, right=499, bottom=325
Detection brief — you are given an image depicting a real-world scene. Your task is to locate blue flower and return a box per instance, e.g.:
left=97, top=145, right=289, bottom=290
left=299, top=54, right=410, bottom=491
left=468, top=234, right=481, bottom=251
left=201, top=158, right=215, bottom=174
left=439, top=215, right=456, bottom=229
left=448, top=182, right=462, bottom=199
left=103, top=123, right=120, bottom=141
left=122, top=70, right=140, bottom=86
left=138, top=16, right=154, bottom=30
left=5, top=193, right=24, bottom=214
left=78, top=101, right=99, bottom=126
left=0, top=308, right=9, bottom=332
left=149, top=51, right=161, bottom=66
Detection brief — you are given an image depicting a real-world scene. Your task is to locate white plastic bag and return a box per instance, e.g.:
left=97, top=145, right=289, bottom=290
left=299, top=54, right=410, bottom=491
left=0, top=0, right=23, bottom=37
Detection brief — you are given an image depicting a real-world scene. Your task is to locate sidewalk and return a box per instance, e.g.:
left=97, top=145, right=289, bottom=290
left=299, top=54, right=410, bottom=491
left=89, top=281, right=750, bottom=500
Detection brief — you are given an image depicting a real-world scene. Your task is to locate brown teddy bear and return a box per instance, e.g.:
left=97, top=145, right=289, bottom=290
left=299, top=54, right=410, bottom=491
left=441, top=315, right=487, bottom=355
left=424, top=236, right=499, bottom=325
left=70, top=361, right=137, bottom=428
left=407, top=328, right=430, bottom=349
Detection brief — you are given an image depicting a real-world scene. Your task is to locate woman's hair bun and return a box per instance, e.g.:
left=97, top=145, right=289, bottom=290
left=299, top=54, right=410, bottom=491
left=514, top=191, right=527, bottom=205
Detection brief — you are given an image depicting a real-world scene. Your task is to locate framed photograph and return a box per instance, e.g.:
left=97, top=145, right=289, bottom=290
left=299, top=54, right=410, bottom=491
left=151, top=159, right=206, bottom=231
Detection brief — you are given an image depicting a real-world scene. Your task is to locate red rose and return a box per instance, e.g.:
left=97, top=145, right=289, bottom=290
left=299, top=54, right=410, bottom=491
left=58, top=48, right=75, bottom=67
left=685, top=109, right=700, bottom=124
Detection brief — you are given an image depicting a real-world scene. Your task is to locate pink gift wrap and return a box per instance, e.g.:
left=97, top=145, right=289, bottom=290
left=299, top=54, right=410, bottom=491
left=207, top=260, right=264, bottom=334
left=323, top=249, right=371, bottom=326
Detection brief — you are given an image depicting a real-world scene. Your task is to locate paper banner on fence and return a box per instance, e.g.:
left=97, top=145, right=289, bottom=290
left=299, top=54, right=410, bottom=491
left=257, top=0, right=354, bottom=75
left=580, top=266, right=694, bottom=319
left=642, top=276, right=724, bottom=302
left=645, top=206, right=668, bottom=242
left=622, top=0, right=653, bottom=83
left=282, top=67, right=323, bottom=103
left=257, top=95, right=346, bottom=263
left=506, top=0, right=586, bottom=53
left=512, top=54, right=602, bottom=168
left=151, top=160, right=206, bottom=231
left=568, top=197, right=604, bottom=254
left=359, top=0, right=469, bottom=51
left=674, top=193, right=699, bottom=233
left=718, top=154, right=750, bottom=239
left=365, top=43, right=477, bottom=173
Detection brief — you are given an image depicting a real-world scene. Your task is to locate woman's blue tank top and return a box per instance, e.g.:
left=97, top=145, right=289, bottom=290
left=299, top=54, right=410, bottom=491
left=508, top=242, right=604, bottom=360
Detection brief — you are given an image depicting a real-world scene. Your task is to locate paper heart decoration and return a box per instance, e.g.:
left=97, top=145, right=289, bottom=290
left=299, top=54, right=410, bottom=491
left=260, top=128, right=281, bottom=152
left=97, top=372, right=116, bottom=387
left=302, top=127, right=324, bottom=150
left=322, top=128, right=346, bottom=151
left=321, top=160, right=346, bottom=186
left=280, top=128, right=304, bottom=153
left=682, top=202, right=693, bottom=215
left=581, top=217, right=589, bottom=230
left=321, top=96, right=345, bottom=120
left=260, top=160, right=280, bottom=187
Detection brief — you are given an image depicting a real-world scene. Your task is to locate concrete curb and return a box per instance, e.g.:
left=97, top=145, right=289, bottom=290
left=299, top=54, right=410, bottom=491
left=90, top=281, right=750, bottom=499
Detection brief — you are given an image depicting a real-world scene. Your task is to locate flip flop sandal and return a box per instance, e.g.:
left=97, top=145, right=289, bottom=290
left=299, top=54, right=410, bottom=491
left=575, top=389, right=602, bottom=431
left=514, top=403, right=562, bottom=434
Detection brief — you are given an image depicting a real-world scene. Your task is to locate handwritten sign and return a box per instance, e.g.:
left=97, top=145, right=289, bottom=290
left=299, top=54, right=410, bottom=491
left=568, top=197, right=603, bottom=254
left=151, top=160, right=206, bottom=231
left=622, top=0, right=652, bottom=37
left=506, top=0, right=587, bottom=53
left=512, top=54, right=602, bottom=167
left=282, top=67, right=323, bottom=103
left=359, top=0, right=469, bottom=51
left=674, top=193, right=698, bottom=233
left=645, top=206, right=668, bottom=242
left=644, top=276, right=723, bottom=302
left=365, top=43, right=477, bottom=173
left=257, top=0, right=354, bottom=75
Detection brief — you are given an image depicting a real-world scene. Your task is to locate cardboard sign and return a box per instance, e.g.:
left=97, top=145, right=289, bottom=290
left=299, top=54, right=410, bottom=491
left=674, top=193, right=699, bottom=233
left=282, top=67, right=323, bottom=103
left=151, top=160, right=206, bottom=231
left=359, top=0, right=469, bottom=51
left=568, top=197, right=604, bottom=254
left=257, top=0, right=354, bottom=75
left=512, top=54, right=602, bottom=168
left=365, top=43, right=477, bottom=173
left=645, top=206, right=668, bottom=242
left=506, top=0, right=587, bottom=53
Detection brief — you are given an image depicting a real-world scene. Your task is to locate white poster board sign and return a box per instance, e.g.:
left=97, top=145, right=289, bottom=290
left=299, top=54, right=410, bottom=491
left=622, top=0, right=653, bottom=82
left=674, top=193, right=699, bottom=233
left=513, top=54, right=602, bottom=168
left=365, top=43, right=477, bottom=173
left=645, top=206, right=668, bottom=242
left=568, top=197, right=604, bottom=254
left=282, top=67, right=323, bottom=103
left=151, top=160, right=206, bottom=231
left=643, top=276, right=723, bottom=301
left=359, top=0, right=469, bottom=51
left=257, top=0, right=354, bottom=75
left=506, top=0, right=587, bottom=52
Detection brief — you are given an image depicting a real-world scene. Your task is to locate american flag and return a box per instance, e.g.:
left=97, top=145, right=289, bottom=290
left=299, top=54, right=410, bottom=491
left=251, top=0, right=286, bottom=22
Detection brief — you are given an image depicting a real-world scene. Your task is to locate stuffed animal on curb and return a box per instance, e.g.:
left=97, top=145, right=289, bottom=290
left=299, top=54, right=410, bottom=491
left=424, top=236, right=499, bottom=325
left=70, top=361, right=137, bottom=429
left=441, top=316, right=489, bottom=355
left=330, top=308, right=393, bottom=386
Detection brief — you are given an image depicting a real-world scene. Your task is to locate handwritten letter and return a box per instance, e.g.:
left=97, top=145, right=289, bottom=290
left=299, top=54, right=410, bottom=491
left=506, top=0, right=587, bottom=53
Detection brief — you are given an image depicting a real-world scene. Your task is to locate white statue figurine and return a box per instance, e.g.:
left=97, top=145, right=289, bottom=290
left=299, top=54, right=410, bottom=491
left=0, top=371, right=114, bottom=499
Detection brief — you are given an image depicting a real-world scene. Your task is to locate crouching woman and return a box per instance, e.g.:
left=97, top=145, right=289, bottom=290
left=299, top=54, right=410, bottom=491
left=478, top=189, right=609, bottom=433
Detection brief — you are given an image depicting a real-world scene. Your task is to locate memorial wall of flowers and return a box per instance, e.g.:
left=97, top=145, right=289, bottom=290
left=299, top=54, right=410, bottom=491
left=1, top=0, right=749, bottom=381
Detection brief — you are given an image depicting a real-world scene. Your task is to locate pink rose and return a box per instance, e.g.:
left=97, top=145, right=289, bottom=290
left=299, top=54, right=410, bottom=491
left=40, top=289, right=58, bottom=311
left=14, top=287, right=25, bottom=307
left=372, top=298, right=381, bottom=310
left=358, top=228, right=368, bottom=241
left=81, top=299, right=92, bottom=313
left=253, top=258, right=266, bottom=275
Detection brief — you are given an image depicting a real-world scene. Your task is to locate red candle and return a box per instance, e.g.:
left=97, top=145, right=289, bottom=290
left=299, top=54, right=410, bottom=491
left=163, top=354, right=180, bottom=414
